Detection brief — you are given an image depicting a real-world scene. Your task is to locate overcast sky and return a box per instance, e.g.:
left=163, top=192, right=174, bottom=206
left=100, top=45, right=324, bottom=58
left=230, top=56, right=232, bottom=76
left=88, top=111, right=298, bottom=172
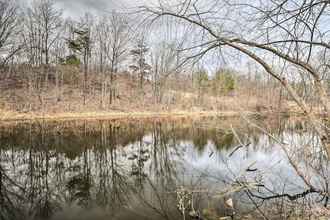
left=18, top=0, right=158, bottom=19
left=14, top=0, right=260, bottom=74
left=56, top=0, right=132, bottom=17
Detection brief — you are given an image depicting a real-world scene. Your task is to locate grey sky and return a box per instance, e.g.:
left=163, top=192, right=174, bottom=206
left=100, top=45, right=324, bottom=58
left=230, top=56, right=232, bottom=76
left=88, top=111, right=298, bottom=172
left=55, top=0, right=132, bottom=18
left=18, top=0, right=149, bottom=19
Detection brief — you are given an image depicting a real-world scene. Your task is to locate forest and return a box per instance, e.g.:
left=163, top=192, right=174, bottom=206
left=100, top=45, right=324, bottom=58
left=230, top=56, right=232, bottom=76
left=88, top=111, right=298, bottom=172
left=0, top=0, right=318, bottom=119
left=0, top=0, right=330, bottom=220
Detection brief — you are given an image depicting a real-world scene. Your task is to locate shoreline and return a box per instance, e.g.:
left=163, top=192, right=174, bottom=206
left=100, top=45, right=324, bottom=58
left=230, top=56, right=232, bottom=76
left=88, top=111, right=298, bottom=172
left=0, top=110, right=272, bottom=123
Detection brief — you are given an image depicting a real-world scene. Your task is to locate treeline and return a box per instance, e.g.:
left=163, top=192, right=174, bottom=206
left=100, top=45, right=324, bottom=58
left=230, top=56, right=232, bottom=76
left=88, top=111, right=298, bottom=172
left=1, top=0, right=141, bottom=105
left=0, top=0, right=285, bottom=113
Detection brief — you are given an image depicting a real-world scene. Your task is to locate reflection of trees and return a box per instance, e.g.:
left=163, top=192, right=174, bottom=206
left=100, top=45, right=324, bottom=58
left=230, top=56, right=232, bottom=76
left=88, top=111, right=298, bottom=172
left=23, top=123, right=56, bottom=219
left=0, top=163, right=25, bottom=220
left=66, top=174, right=91, bottom=206
left=0, top=121, right=134, bottom=219
left=131, top=122, right=182, bottom=220
left=0, top=118, right=271, bottom=219
left=87, top=122, right=131, bottom=210
left=192, top=127, right=208, bottom=154
left=227, top=120, right=330, bottom=219
left=151, top=122, right=177, bottom=185
left=0, top=124, right=59, bottom=220
left=211, top=131, right=235, bottom=151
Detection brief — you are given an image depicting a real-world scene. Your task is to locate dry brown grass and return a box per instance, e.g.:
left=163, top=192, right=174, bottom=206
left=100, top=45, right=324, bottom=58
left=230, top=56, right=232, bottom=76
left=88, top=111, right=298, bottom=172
left=0, top=109, right=259, bottom=123
left=0, top=70, right=296, bottom=122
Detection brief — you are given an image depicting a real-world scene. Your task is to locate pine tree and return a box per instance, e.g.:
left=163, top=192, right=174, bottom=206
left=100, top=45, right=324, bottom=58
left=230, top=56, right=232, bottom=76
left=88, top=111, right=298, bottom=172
left=67, top=27, right=91, bottom=105
left=129, top=39, right=151, bottom=90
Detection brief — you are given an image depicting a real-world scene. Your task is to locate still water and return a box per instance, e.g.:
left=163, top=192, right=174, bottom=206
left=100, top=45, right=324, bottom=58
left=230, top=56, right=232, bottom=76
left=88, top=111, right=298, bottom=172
left=0, top=117, right=327, bottom=220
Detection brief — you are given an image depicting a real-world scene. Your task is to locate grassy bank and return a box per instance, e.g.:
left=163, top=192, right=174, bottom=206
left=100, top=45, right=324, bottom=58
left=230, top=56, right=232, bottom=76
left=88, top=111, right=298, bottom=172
left=0, top=110, right=262, bottom=122
left=1, top=71, right=289, bottom=123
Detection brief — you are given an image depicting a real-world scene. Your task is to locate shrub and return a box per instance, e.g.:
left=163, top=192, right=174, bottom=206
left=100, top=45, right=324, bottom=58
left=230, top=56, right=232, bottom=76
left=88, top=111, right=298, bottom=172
left=213, top=68, right=236, bottom=95
left=60, top=54, right=81, bottom=66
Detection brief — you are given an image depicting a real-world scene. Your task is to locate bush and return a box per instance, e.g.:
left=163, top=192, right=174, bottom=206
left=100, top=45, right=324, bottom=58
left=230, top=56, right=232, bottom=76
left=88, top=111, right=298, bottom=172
left=213, top=68, right=236, bottom=95
left=194, top=69, right=209, bottom=88
left=60, top=54, right=81, bottom=66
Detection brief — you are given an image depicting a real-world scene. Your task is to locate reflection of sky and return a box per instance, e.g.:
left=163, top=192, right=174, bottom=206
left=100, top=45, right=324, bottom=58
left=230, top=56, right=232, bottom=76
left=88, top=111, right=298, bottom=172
left=1, top=128, right=323, bottom=193
left=180, top=132, right=323, bottom=194
left=0, top=122, right=327, bottom=218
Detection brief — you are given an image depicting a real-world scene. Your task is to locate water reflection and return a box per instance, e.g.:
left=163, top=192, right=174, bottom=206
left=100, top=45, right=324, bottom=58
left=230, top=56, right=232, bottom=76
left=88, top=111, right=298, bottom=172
left=0, top=117, right=328, bottom=220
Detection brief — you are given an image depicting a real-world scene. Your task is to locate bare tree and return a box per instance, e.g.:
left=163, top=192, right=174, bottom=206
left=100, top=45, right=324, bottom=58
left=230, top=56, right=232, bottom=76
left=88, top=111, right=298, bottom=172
left=39, top=0, right=62, bottom=65
left=22, top=0, right=62, bottom=66
left=150, top=41, right=178, bottom=103
left=142, top=0, right=330, bottom=155
left=96, top=12, right=131, bottom=104
left=0, top=0, right=20, bottom=68
left=105, top=12, right=130, bottom=82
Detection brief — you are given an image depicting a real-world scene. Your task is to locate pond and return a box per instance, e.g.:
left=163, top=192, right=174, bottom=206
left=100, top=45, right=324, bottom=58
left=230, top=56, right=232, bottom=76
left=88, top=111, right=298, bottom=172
left=0, top=117, right=329, bottom=220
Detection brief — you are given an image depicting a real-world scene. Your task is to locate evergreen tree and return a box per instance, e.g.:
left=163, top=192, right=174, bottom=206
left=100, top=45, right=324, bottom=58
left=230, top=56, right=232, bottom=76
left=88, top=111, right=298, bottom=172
left=129, top=39, right=151, bottom=90
left=67, top=27, right=91, bottom=105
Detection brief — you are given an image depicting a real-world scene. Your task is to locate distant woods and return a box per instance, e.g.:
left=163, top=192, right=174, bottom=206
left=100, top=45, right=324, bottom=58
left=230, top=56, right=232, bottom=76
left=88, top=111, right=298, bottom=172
left=0, top=0, right=309, bottom=113
left=142, top=0, right=330, bottom=155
